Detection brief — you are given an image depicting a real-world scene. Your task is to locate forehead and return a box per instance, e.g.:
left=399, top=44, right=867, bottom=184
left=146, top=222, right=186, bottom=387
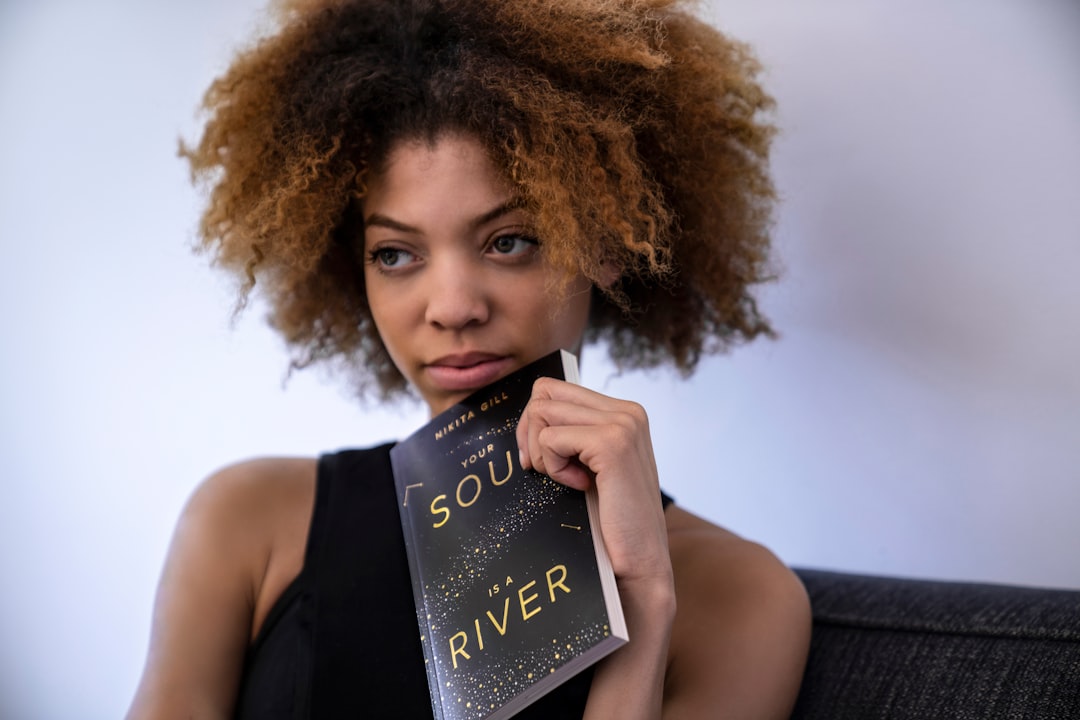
left=363, top=133, right=518, bottom=222
left=374, top=132, right=505, bottom=183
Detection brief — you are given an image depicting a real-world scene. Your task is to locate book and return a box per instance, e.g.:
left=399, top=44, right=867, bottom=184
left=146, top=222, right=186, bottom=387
left=390, top=349, right=628, bottom=720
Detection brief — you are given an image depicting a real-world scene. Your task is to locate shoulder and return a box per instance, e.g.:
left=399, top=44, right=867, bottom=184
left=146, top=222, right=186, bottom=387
left=160, top=455, right=319, bottom=634
left=663, top=506, right=811, bottom=719
left=127, top=456, right=318, bottom=719
left=191, top=455, right=318, bottom=507
left=184, top=456, right=318, bottom=539
left=176, top=457, right=317, bottom=582
left=185, top=457, right=319, bottom=632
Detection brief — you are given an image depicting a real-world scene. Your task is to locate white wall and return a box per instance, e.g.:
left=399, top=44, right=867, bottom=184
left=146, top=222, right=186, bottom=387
left=1, top=0, right=1077, bottom=717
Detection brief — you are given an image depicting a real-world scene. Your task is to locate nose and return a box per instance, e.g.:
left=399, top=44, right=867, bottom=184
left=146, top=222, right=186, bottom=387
left=423, top=257, right=490, bottom=330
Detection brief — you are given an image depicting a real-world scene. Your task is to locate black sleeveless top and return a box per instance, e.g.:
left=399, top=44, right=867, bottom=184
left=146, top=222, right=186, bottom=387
left=234, top=444, right=673, bottom=719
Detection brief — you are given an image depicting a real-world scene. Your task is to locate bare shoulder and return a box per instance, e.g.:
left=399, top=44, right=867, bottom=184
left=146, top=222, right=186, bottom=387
left=186, top=456, right=318, bottom=540
left=662, top=506, right=811, bottom=719
left=184, top=456, right=319, bottom=636
left=190, top=455, right=318, bottom=514
left=127, top=456, right=317, bottom=720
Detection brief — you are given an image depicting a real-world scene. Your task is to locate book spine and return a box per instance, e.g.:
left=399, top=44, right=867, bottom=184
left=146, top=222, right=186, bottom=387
left=559, top=349, right=627, bottom=642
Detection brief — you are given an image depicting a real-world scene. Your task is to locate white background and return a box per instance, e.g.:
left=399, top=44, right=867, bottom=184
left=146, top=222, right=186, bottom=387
left=1, top=1, right=1078, bottom=717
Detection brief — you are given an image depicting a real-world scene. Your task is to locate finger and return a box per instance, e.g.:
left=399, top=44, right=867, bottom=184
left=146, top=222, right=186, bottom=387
left=517, top=378, right=575, bottom=474
left=530, top=400, right=647, bottom=472
left=518, top=377, right=650, bottom=477
left=514, top=377, right=584, bottom=471
left=529, top=376, right=627, bottom=413
left=515, top=399, right=532, bottom=471
left=534, top=425, right=594, bottom=491
left=524, top=397, right=615, bottom=478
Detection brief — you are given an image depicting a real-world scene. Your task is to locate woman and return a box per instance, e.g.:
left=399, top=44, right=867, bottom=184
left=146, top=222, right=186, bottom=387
left=129, top=0, right=810, bottom=717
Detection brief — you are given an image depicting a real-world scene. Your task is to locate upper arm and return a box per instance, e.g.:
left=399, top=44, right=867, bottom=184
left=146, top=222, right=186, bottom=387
left=126, top=461, right=292, bottom=720
left=663, top=510, right=811, bottom=719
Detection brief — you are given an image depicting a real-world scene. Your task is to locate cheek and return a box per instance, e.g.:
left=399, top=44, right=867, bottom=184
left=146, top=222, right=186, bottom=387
left=364, top=276, right=402, bottom=351
left=367, top=301, right=415, bottom=382
left=545, top=280, right=593, bottom=345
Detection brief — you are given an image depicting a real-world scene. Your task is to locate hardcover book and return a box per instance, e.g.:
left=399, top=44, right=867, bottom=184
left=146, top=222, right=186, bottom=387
left=390, top=349, right=627, bottom=720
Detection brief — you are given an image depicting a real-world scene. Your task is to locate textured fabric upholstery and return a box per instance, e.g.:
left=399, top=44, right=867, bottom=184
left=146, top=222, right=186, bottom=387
left=791, top=568, right=1080, bottom=719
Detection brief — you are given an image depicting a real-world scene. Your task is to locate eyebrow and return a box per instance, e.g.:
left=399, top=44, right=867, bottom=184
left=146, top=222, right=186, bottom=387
left=364, top=199, right=523, bottom=234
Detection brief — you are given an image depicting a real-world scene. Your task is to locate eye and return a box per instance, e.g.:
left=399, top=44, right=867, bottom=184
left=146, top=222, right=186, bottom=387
left=489, top=233, right=539, bottom=257
left=367, top=246, right=417, bottom=270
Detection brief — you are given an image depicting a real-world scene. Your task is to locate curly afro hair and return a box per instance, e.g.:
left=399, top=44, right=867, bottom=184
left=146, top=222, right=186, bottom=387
left=182, top=0, right=778, bottom=400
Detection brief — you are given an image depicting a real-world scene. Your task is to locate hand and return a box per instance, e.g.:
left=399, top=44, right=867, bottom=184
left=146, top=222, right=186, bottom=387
left=515, top=377, right=672, bottom=588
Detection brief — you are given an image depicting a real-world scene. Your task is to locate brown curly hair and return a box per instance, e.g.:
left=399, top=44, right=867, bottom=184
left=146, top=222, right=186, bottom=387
left=182, top=0, right=778, bottom=400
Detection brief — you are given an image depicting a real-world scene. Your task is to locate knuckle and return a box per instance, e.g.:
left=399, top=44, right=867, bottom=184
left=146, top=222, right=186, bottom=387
left=531, top=397, right=553, bottom=415
left=624, top=401, right=648, bottom=425
left=532, top=376, right=558, bottom=395
left=604, top=422, right=635, bottom=448
left=537, top=425, right=556, bottom=446
left=613, top=401, right=647, bottom=433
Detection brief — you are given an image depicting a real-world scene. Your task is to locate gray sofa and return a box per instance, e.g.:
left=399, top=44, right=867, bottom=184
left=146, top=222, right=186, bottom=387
left=791, top=569, right=1080, bottom=719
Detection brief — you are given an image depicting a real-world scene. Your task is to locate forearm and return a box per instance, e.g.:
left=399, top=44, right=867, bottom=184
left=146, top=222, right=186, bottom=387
left=583, top=578, right=676, bottom=720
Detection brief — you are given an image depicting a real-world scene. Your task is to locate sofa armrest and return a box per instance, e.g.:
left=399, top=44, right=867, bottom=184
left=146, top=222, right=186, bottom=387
left=790, top=568, right=1080, bottom=719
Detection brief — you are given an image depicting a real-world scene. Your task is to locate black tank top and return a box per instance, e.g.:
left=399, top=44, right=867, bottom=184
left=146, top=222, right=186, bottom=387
left=233, top=444, right=673, bottom=718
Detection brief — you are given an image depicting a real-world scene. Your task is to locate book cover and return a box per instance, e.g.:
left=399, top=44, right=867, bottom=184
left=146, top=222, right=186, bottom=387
left=389, top=349, right=627, bottom=720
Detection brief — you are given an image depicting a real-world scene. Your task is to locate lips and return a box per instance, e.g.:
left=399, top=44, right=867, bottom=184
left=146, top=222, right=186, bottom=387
left=423, top=353, right=514, bottom=392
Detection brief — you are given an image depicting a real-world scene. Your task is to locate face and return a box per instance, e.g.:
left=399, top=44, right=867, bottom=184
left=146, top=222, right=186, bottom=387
left=362, top=133, right=592, bottom=416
